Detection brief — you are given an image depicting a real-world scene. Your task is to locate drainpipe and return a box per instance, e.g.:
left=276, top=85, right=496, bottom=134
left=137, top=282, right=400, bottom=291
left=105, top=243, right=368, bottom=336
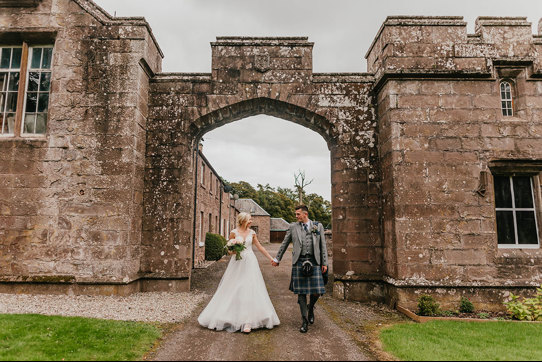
left=192, top=145, right=199, bottom=269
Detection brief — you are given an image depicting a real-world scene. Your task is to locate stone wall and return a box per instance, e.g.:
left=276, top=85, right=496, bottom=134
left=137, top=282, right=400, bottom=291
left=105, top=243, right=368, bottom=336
left=369, top=16, right=542, bottom=310
left=250, top=215, right=270, bottom=244
left=0, top=0, right=162, bottom=294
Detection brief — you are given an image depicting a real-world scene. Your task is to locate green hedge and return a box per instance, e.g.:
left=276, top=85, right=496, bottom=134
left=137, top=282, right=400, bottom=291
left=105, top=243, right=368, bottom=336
left=205, top=233, right=227, bottom=261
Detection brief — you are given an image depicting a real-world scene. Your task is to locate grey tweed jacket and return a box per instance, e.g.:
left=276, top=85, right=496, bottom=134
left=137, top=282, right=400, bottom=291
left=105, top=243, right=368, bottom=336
left=275, top=221, right=328, bottom=266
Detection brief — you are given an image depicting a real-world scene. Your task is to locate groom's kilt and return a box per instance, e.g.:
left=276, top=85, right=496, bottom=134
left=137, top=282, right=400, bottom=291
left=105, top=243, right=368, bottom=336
left=289, top=256, right=326, bottom=295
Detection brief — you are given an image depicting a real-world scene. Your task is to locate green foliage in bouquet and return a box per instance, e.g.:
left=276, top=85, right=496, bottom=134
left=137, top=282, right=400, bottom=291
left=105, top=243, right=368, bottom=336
left=205, top=233, right=227, bottom=261
left=417, top=294, right=440, bottom=316
left=504, top=285, right=542, bottom=321
left=459, top=297, right=475, bottom=314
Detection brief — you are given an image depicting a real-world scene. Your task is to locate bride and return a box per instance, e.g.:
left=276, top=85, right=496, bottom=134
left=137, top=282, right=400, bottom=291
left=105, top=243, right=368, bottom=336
left=198, top=212, right=280, bottom=333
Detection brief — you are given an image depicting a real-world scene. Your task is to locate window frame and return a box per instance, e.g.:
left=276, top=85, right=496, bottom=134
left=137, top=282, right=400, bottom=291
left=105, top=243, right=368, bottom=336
left=0, top=45, right=23, bottom=137
left=493, top=173, right=541, bottom=249
left=499, top=80, right=514, bottom=117
left=198, top=211, right=204, bottom=247
left=0, top=42, right=53, bottom=139
left=20, top=44, right=53, bottom=137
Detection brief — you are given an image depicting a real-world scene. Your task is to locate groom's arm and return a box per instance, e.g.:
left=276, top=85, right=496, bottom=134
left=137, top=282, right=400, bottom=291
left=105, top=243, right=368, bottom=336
left=319, top=223, right=328, bottom=267
left=275, top=225, right=293, bottom=263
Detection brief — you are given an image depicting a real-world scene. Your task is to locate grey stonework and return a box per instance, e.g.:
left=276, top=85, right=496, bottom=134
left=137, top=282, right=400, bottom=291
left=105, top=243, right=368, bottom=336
left=1, top=1, right=542, bottom=310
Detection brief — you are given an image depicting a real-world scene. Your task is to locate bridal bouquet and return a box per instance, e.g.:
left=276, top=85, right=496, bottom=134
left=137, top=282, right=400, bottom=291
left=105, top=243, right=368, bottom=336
left=225, top=237, right=246, bottom=260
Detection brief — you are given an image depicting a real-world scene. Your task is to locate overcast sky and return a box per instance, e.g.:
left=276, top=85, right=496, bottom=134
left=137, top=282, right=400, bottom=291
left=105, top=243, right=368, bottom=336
left=95, top=0, right=542, bottom=201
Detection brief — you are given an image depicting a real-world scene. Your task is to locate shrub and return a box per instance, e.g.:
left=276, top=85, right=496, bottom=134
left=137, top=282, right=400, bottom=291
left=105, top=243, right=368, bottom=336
left=459, top=297, right=475, bottom=313
left=417, top=295, right=440, bottom=316
left=504, top=285, right=542, bottom=321
left=440, top=310, right=459, bottom=317
left=477, top=312, right=490, bottom=319
left=205, top=233, right=227, bottom=261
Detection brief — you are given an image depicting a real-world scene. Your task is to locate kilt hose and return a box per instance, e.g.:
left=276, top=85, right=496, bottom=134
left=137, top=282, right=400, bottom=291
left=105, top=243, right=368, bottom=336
left=289, top=255, right=326, bottom=295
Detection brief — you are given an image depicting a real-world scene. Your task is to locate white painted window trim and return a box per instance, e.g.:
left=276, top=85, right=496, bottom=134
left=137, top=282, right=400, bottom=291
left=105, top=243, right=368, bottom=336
left=198, top=211, right=204, bottom=247
left=500, top=81, right=513, bottom=117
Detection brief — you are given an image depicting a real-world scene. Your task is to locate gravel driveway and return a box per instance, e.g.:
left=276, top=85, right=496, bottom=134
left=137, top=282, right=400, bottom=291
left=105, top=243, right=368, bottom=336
left=0, top=291, right=206, bottom=323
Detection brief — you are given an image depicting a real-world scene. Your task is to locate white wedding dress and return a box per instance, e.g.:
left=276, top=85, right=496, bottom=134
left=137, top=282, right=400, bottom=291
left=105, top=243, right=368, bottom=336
left=198, top=229, right=280, bottom=332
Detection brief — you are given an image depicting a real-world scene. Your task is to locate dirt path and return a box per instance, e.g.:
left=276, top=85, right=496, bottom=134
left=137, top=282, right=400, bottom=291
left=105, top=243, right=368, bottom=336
left=151, top=244, right=384, bottom=361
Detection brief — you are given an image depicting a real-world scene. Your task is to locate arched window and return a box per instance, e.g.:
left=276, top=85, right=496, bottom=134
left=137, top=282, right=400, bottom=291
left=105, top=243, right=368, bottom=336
left=500, top=81, right=513, bottom=116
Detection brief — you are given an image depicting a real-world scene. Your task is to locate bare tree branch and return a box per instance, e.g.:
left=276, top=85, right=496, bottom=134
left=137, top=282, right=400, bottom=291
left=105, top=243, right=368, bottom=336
left=293, top=169, right=314, bottom=205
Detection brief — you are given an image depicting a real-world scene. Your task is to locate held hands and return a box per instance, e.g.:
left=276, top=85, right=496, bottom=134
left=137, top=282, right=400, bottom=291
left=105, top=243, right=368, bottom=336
left=271, top=260, right=279, bottom=267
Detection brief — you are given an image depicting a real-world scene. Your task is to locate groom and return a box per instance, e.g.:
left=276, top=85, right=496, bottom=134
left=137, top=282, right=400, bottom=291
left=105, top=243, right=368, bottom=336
left=272, top=205, right=328, bottom=333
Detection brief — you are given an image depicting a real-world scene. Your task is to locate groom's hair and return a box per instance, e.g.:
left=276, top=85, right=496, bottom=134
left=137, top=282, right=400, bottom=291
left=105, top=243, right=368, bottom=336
left=295, top=205, right=309, bottom=213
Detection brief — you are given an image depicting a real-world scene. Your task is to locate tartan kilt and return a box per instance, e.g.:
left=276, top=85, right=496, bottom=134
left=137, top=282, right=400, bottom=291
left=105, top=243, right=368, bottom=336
left=289, top=257, right=326, bottom=295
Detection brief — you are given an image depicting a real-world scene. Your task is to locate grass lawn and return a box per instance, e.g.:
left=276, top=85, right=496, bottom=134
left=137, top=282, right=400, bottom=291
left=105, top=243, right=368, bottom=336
left=380, top=320, right=542, bottom=361
left=0, top=314, right=162, bottom=361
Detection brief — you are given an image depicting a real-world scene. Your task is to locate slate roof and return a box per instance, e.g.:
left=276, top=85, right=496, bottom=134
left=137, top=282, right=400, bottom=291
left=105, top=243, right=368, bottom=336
left=270, top=218, right=290, bottom=231
left=235, top=199, right=270, bottom=216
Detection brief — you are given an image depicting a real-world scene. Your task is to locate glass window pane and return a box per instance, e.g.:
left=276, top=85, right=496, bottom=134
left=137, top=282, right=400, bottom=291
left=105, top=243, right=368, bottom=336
left=0, top=48, right=11, bottom=69
left=27, top=72, right=39, bottom=92
left=8, top=72, right=19, bottom=91
left=6, top=92, right=17, bottom=112
left=37, top=93, right=49, bottom=113
left=516, top=211, right=539, bottom=245
left=494, top=176, right=512, bottom=208
left=39, top=72, right=51, bottom=91
left=23, top=114, right=36, bottom=134
left=42, top=48, right=52, bottom=69
left=31, top=48, right=42, bottom=69
left=513, top=177, right=534, bottom=209
left=0, top=72, right=7, bottom=91
left=25, top=92, right=37, bottom=113
left=35, top=113, right=47, bottom=134
left=5, top=113, right=14, bottom=134
left=496, top=211, right=515, bottom=244
left=11, top=48, right=21, bottom=69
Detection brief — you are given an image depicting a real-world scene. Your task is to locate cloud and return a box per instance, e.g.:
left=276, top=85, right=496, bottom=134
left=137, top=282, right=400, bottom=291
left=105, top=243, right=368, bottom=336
left=202, top=116, right=331, bottom=200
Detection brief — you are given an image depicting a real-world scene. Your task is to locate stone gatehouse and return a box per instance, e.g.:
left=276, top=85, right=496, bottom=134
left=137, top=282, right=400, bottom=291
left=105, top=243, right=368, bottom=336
left=1, top=0, right=541, bottom=309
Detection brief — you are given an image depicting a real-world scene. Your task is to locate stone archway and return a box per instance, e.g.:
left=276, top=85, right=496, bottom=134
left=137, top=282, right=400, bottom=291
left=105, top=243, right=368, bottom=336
left=141, top=37, right=384, bottom=301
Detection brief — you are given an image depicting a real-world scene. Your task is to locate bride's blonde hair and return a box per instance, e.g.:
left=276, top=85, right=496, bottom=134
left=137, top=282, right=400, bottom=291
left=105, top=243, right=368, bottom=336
left=236, top=212, right=251, bottom=228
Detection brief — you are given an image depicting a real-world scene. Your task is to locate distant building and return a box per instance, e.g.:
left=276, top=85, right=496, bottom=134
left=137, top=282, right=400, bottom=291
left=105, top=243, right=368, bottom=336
left=193, top=146, right=238, bottom=267
left=235, top=199, right=271, bottom=244
left=270, top=218, right=290, bottom=243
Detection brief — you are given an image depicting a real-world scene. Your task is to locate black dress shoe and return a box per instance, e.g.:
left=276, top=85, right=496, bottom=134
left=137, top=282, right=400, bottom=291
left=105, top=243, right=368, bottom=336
left=300, top=317, right=309, bottom=333
left=308, top=304, right=315, bottom=324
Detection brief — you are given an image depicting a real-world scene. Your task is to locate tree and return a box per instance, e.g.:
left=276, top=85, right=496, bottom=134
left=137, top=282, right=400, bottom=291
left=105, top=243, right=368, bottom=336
left=224, top=180, right=331, bottom=227
left=228, top=181, right=258, bottom=200
left=304, top=193, right=332, bottom=228
left=293, top=170, right=313, bottom=205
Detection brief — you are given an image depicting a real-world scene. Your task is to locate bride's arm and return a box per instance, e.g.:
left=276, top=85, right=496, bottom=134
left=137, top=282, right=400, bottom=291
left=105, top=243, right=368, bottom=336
left=227, top=231, right=236, bottom=255
left=252, top=233, right=274, bottom=262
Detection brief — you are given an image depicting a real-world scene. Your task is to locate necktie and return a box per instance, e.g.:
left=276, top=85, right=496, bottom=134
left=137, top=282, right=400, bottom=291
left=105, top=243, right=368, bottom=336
left=303, top=223, right=308, bottom=232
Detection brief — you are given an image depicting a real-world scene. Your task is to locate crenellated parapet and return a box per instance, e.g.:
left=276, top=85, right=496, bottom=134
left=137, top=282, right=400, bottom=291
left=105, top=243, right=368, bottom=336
left=366, top=16, right=542, bottom=88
